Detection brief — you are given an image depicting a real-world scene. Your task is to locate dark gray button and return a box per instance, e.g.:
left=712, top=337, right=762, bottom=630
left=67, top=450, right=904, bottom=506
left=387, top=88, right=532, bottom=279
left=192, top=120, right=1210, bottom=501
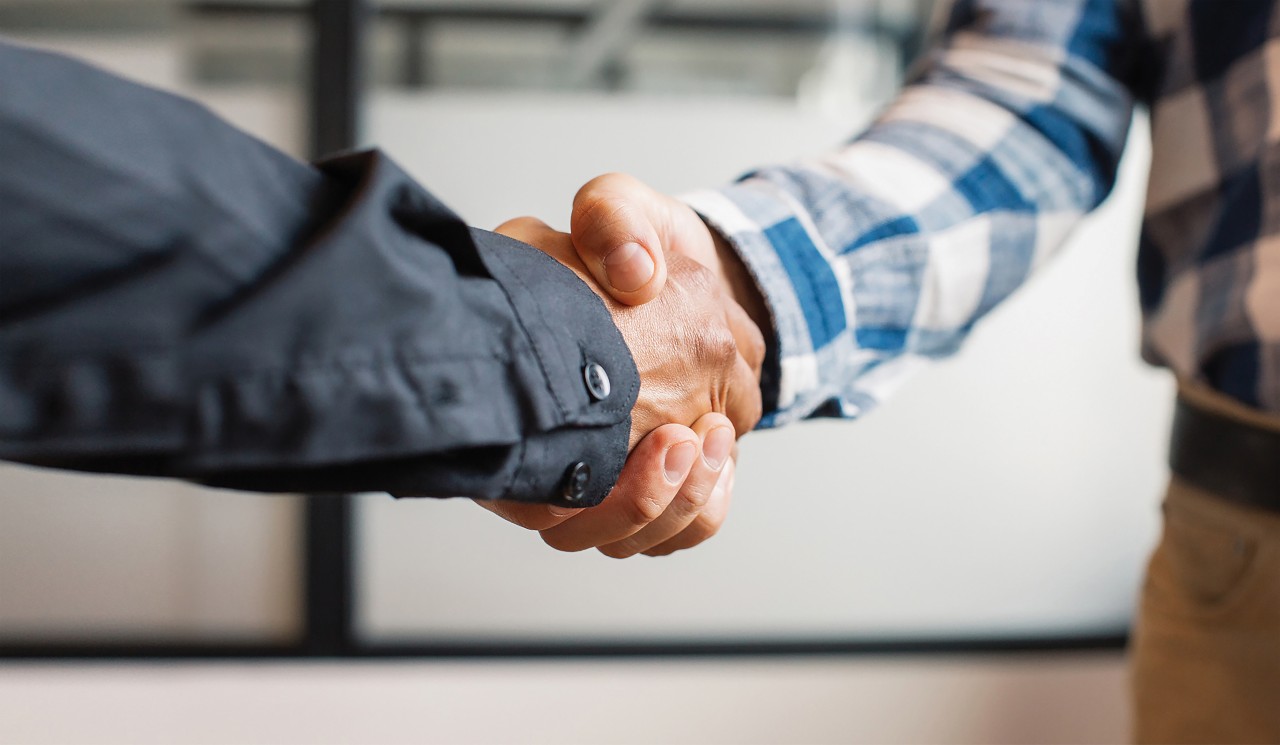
left=562, top=461, right=591, bottom=503
left=583, top=362, right=611, bottom=401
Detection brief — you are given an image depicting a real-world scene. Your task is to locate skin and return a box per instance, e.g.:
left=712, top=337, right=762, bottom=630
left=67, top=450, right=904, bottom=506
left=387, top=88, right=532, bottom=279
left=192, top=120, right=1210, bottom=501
left=474, top=413, right=737, bottom=558
left=475, top=216, right=763, bottom=558
left=557, top=173, right=773, bottom=555
left=569, top=172, right=770, bottom=331
left=495, top=216, right=763, bottom=447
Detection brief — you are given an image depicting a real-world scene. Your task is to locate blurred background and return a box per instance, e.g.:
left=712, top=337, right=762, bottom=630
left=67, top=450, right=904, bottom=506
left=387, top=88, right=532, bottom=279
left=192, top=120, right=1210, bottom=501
left=0, top=0, right=1170, bottom=742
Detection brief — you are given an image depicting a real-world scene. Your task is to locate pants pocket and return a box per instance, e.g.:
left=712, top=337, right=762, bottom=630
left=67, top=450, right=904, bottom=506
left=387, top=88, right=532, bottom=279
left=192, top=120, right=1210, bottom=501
left=1148, top=495, right=1259, bottom=614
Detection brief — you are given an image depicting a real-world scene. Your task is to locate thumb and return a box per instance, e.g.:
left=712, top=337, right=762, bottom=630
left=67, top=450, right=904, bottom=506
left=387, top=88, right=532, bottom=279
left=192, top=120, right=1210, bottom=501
left=570, top=173, right=669, bottom=306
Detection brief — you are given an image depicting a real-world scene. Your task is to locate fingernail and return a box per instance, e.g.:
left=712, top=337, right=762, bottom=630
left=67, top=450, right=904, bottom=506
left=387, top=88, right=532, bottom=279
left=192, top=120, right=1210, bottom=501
left=548, top=506, right=579, bottom=518
left=603, top=242, right=655, bottom=293
left=663, top=442, right=698, bottom=484
left=711, top=460, right=732, bottom=499
left=702, top=427, right=734, bottom=471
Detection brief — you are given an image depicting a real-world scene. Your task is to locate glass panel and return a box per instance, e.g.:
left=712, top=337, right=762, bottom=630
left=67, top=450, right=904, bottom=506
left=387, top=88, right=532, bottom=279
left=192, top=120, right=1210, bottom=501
left=0, top=0, right=307, bottom=644
left=350, top=0, right=1170, bottom=644
left=363, top=0, right=922, bottom=100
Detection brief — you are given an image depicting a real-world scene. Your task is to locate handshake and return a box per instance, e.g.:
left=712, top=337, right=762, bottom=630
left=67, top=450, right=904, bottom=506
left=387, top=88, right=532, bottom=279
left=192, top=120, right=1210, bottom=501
left=477, top=174, right=770, bottom=559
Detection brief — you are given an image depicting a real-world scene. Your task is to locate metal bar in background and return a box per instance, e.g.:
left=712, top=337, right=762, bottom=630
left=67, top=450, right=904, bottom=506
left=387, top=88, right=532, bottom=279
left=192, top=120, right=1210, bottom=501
left=303, top=0, right=368, bottom=656
left=559, top=0, right=656, bottom=89
left=0, top=1, right=175, bottom=33
left=320, top=632, right=1131, bottom=659
left=303, top=495, right=355, bottom=655
left=187, top=1, right=920, bottom=89
left=0, top=632, right=1128, bottom=660
left=401, top=14, right=430, bottom=88
left=309, top=0, right=367, bottom=158
left=188, top=2, right=877, bottom=38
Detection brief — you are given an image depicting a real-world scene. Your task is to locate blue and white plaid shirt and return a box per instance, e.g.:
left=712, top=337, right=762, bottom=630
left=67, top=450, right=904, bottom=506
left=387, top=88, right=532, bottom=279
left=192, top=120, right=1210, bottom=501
left=686, top=0, right=1280, bottom=427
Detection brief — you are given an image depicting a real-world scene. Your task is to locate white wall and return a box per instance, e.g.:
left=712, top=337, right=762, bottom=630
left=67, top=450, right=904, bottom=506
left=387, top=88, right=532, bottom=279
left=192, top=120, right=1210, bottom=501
left=2, top=36, right=1169, bottom=648
left=0, top=464, right=303, bottom=641
left=355, top=94, right=1169, bottom=643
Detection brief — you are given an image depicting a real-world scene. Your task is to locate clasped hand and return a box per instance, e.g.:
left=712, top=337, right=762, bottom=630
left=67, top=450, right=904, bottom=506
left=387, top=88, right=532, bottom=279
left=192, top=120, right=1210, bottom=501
left=478, top=175, right=766, bottom=558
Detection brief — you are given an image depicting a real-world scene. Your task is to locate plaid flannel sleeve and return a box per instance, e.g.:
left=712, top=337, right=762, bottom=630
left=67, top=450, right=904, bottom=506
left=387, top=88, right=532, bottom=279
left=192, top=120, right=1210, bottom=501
left=683, top=0, right=1142, bottom=428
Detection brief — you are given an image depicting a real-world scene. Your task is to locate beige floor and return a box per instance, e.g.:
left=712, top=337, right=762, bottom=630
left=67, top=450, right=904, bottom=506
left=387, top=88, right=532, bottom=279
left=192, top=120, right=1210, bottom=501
left=0, top=652, right=1127, bottom=744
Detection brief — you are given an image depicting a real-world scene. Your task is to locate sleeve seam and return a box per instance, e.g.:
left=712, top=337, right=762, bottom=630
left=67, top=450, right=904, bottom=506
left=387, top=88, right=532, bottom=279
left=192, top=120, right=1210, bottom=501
left=483, top=244, right=571, bottom=419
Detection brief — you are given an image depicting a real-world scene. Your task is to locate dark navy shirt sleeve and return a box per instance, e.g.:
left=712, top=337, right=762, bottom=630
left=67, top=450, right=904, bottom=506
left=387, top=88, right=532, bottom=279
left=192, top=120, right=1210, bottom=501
left=0, top=40, right=637, bottom=507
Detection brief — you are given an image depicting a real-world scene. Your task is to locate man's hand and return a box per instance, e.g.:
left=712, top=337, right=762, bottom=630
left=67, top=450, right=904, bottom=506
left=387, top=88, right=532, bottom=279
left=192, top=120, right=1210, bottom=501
left=475, top=410, right=737, bottom=558
left=520, top=172, right=773, bottom=558
left=495, top=216, right=763, bottom=447
left=474, top=217, right=762, bottom=557
left=569, top=173, right=770, bottom=339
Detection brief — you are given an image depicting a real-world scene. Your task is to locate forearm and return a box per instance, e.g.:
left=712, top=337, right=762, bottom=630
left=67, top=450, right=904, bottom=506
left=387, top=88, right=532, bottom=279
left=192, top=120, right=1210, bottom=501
left=687, top=0, right=1142, bottom=427
left=0, top=41, right=637, bottom=504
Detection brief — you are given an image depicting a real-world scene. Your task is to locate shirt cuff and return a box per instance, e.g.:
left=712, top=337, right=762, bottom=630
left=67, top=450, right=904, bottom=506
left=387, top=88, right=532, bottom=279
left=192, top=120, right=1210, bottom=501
left=469, top=228, right=639, bottom=506
left=683, top=184, right=879, bottom=427
left=197, top=229, right=638, bottom=507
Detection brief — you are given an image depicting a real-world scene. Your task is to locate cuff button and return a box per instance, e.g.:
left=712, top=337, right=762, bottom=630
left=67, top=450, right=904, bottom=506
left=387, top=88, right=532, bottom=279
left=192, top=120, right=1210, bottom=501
left=563, top=461, right=592, bottom=502
left=583, top=362, right=611, bottom=401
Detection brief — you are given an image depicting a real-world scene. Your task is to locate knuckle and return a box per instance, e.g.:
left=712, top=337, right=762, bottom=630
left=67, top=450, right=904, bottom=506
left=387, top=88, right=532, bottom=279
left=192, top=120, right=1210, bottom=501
left=699, top=326, right=738, bottom=369
left=732, top=404, right=762, bottom=436
left=494, top=215, right=542, bottom=235
left=599, top=171, right=636, bottom=190
left=573, top=174, right=637, bottom=222
left=672, top=257, right=716, bottom=293
left=506, top=517, right=542, bottom=535
left=717, top=334, right=739, bottom=366
left=573, top=198, right=635, bottom=242
left=642, top=543, right=679, bottom=558
left=598, top=543, right=639, bottom=560
left=510, top=506, right=570, bottom=532
left=743, top=327, right=767, bottom=369
left=579, top=172, right=631, bottom=197
left=621, top=491, right=669, bottom=527
left=573, top=193, right=617, bottom=226
left=480, top=502, right=553, bottom=531
left=682, top=514, right=723, bottom=546
left=514, top=515, right=558, bottom=531
left=676, top=478, right=715, bottom=514
left=539, top=531, right=587, bottom=553
left=514, top=215, right=547, bottom=231
left=728, top=385, right=763, bottom=433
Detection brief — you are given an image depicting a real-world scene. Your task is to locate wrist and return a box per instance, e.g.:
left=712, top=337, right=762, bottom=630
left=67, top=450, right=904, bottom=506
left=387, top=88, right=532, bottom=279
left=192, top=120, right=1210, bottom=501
left=709, top=229, right=771, bottom=337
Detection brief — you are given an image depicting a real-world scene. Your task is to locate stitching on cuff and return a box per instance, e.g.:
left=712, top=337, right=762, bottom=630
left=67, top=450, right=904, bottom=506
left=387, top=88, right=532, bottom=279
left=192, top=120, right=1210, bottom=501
left=500, top=428, right=528, bottom=500
left=484, top=245, right=570, bottom=419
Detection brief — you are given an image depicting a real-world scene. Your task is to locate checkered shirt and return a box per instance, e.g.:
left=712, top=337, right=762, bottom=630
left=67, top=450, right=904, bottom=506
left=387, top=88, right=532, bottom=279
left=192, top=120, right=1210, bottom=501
left=685, top=0, right=1280, bottom=427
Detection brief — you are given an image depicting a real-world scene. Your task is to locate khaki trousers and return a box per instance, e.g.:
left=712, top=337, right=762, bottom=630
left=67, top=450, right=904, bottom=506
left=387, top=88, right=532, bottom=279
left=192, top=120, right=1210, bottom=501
left=1131, top=386, right=1280, bottom=744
